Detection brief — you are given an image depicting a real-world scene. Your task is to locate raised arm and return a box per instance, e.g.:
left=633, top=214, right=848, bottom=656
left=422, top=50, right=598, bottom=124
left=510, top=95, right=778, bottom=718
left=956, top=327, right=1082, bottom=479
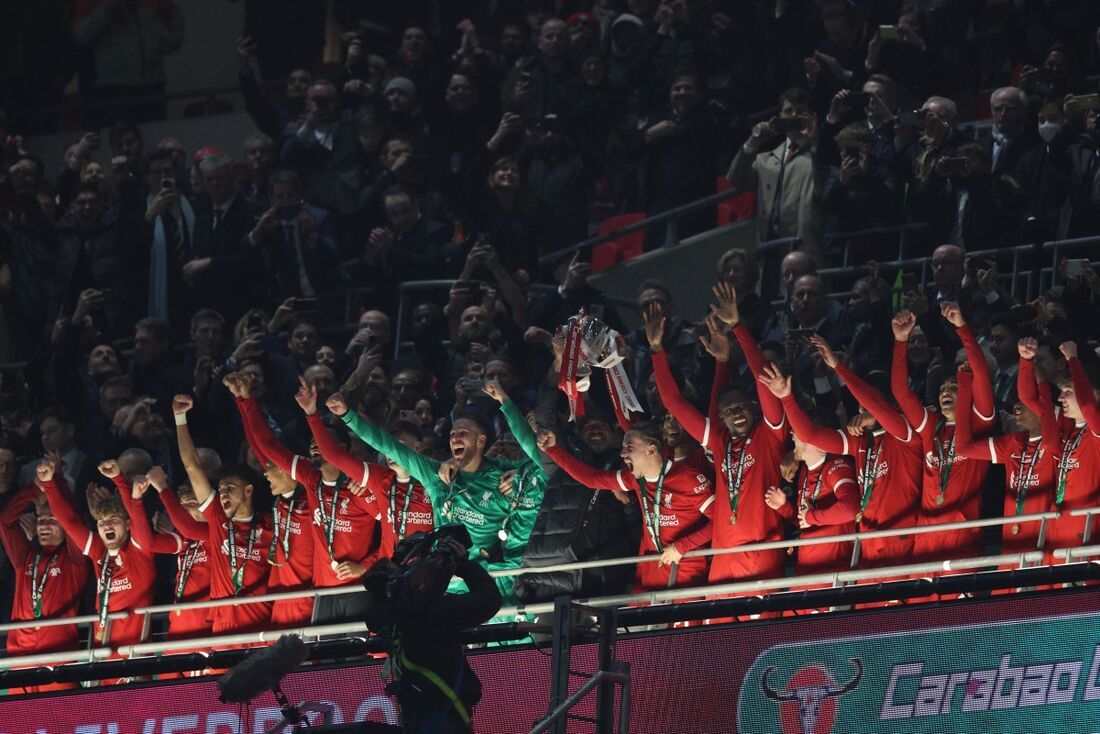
left=36, top=461, right=95, bottom=555
left=1064, top=343, right=1100, bottom=435
left=538, top=430, right=632, bottom=492
left=953, top=368, right=996, bottom=461
left=0, top=485, right=37, bottom=567
left=108, top=465, right=182, bottom=555
left=760, top=362, right=847, bottom=453
left=710, top=281, right=785, bottom=428
left=645, top=304, right=714, bottom=451
left=329, top=392, right=440, bottom=490
left=820, top=335, right=912, bottom=440
left=156, top=484, right=210, bottom=542
left=238, top=396, right=296, bottom=474
left=890, top=311, right=928, bottom=430
left=172, top=395, right=215, bottom=505
left=1017, top=339, right=1061, bottom=457
left=943, top=303, right=995, bottom=420
left=483, top=382, right=543, bottom=469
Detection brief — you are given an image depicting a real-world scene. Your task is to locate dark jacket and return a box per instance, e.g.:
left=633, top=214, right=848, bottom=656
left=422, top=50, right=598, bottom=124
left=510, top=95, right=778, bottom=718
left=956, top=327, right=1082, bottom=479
left=254, top=203, right=340, bottom=301
left=280, top=111, right=364, bottom=211
left=1058, top=132, right=1100, bottom=240
left=189, top=194, right=263, bottom=320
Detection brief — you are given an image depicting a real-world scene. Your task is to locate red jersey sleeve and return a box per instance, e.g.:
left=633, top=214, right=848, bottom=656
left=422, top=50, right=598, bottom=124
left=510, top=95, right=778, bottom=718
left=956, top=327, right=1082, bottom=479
left=158, top=487, right=210, bottom=541
left=672, top=497, right=714, bottom=553
left=307, top=412, right=370, bottom=485
left=733, top=323, right=784, bottom=430
left=653, top=349, right=718, bottom=454
left=957, top=325, right=996, bottom=421
left=1069, top=356, right=1100, bottom=438
left=835, top=363, right=913, bottom=441
left=0, top=485, right=37, bottom=567
left=891, top=339, right=930, bottom=435
left=40, top=477, right=98, bottom=557
left=805, top=459, right=859, bottom=525
left=544, top=445, right=637, bottom=493
left=953, top=370, right=994, bottom=461
left=239, top=397, right=299, bottom=474
left=235, top=397, right=272, bottom=466
left=776, top=491, right=797, bottom=522
left=779, top=394, right=846, bottom=453
left=114, top=477, right=182, bottom=555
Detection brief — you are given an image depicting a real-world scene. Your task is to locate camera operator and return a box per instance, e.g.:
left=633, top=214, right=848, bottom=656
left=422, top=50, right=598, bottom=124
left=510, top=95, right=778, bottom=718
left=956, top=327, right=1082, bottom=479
left=363, top=529, right=501, bottom=733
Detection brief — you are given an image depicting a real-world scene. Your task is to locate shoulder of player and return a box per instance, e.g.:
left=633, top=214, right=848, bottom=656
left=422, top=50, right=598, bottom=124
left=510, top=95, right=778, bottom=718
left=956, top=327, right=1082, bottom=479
left=669, top=461, right=712, bottom=493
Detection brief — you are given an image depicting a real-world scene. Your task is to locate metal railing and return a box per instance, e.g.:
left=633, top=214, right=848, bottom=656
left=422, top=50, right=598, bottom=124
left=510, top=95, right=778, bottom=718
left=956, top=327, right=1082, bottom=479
left=0, top=506, right=1085, bottom=669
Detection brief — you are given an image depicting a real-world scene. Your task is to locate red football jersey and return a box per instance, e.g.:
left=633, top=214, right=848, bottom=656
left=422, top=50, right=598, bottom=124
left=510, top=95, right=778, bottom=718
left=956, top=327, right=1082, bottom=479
left=362, top=464, right=435, bottom=559
left=0, top=486, right=89, bottom=655
left=290, top=457, right=380, bottom=588
left=653, top=344, right=788, bottom=585
left=41, top=478, right=157, bottom=646
left=546, top=446, right=714, bottom=591
left=199, top=495, right=273, bottom=633
left=778, top=455, right=858, bottom=576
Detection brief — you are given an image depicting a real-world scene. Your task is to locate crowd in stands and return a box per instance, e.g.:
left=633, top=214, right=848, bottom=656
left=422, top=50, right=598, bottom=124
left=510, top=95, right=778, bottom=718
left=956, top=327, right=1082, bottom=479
left=0, top=0, right=1099, bottom=692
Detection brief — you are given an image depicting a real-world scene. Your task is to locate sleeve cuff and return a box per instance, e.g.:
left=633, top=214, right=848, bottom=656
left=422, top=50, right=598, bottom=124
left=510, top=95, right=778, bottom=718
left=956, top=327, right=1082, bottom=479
left=198, top=494, right=215, bottom=513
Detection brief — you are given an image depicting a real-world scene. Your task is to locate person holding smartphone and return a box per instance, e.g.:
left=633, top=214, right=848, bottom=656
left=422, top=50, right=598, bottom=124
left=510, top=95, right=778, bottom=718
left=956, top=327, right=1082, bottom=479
left=726, top=87, right=823, bottom=257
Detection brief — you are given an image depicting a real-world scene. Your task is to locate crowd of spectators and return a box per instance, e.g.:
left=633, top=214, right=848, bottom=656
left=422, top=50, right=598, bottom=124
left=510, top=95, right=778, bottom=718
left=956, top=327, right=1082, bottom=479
left=0, top=0, right=1099, bottom=692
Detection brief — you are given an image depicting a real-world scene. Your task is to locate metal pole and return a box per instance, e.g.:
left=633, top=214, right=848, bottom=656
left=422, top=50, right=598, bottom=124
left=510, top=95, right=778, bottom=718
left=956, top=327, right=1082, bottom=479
left=596, top=606, right=618, bottom=734
left=617, top=664, right=631, bottom=734
left=548, top=596, right=573, bottom=734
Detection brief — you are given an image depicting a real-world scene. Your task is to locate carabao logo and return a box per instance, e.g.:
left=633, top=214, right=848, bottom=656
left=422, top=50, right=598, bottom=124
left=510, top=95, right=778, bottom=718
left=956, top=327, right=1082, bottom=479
left=760, top=658, right=863, bottom=734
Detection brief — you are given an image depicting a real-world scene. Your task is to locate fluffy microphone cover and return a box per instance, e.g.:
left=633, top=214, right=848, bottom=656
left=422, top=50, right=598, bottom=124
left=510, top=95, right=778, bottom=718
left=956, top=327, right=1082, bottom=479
left=217, top=634, right=310, bottom=703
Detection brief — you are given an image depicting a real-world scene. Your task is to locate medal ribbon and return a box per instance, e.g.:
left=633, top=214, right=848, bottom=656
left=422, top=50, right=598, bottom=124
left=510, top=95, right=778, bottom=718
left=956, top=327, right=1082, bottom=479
left=30, top=551, right=57, bottom=619
left=96, top=554, right=116, bottom=628
left=724, top=437, right=750, bottom=521
left=268, top=497, right=296, bottom=565
left=175, top=542, right=202, bottom=601
left=933, top=418, right=956, bottom=504
left=637, top=466, right=668, bottom=553
left=558, top=317, right=586, bottom=421
left=1055, top=427, right=1086, bottom=506
left=228, top=520, right=258, bottom=595
left=389, top=477, right=416, bottom=542
left=499, top=470, right=528, bottom=540
left=1013, top=440, right=1043, bottom=516
left=316, top=479, right=342, bottom=560
left=859, top=433, right=881, bottom=515
left=799, top=465, right=824, bottom=513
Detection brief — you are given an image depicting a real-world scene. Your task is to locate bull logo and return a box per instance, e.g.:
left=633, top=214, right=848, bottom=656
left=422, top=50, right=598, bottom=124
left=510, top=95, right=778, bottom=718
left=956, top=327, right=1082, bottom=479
left=760, top=658, right=863, bottom=734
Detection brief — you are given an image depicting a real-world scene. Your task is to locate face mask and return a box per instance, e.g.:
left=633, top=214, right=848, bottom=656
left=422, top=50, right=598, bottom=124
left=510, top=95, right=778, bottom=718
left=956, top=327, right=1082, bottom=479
left=1038, top=121, right=1063, bottom=143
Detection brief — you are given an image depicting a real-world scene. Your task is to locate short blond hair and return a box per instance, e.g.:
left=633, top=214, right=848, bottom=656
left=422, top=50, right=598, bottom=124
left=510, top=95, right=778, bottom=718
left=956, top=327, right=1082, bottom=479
left=91, top=495, right=127, bottom=523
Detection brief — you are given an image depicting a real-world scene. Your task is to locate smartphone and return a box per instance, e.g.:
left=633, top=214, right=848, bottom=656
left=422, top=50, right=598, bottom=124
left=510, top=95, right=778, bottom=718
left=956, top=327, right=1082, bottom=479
left=1071, top=93, right=1100, bottom=111
left=398, top=409, right=418, bottom=423
left=276, top=203, right=303, bottom=221
left=773, top=117, right=807, bottom=134
left=898, top=109, right=923, bottom=128
left=1066, top=259, right=1091, bottom=277
left=160, top=178, right=175, bottom=192
left=296, top=297, right=319, bottom=312
left=465, top=379, right=489, bottom=389
left=787, top=328, right=815, bottom=340
left=878, top=25, right=900, bottom=40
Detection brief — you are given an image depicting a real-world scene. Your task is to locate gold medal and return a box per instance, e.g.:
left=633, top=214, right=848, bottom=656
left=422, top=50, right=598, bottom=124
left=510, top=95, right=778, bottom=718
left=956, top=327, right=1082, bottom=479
left=728, top=512, right=737, bottom=525
left=1010, top=523, right=1020, bottom=535
left=934, top=494, right=945, bottom=506
left=498, top=528, right=509, bottom=542
left=855, top=511, right=863, bottom=524
left=331, top=560, right=340, bottom=571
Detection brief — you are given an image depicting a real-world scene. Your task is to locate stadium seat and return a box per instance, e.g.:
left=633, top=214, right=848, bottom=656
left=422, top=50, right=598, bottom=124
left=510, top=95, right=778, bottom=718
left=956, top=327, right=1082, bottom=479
left=592, top=213, right=646, bottom=273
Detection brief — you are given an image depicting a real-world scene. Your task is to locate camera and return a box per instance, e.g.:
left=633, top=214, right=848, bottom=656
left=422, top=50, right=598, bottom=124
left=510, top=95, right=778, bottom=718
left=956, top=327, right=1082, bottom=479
left=377, top=524, right=473, bottom=618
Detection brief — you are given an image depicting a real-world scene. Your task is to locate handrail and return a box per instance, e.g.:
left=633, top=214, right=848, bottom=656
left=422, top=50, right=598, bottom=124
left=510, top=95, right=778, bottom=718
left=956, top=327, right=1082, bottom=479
left=55, top=508, right=1074, bottom=624
left=17, top=548, right=1047, bottom=662
left=0, top=648, right=114, bottom=669
left=0, top=611, right=128, bottom=634
left=537, top=187, right=749, bottom=267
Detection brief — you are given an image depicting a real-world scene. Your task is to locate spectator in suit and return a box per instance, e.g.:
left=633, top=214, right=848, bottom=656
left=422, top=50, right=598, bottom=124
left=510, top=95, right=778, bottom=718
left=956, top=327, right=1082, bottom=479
left=728, top=87, right=823, bottom=256
left=987, top=87, right=1039, bottom=176
left=184, top=155, right=262, bottom=322
left=280, top=79, right=363, bottom=211
left=248, top=170, right=339, bottom=302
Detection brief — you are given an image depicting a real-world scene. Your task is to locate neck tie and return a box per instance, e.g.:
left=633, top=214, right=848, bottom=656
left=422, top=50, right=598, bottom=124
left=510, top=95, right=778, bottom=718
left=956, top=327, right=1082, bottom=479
left=163, top=212, right=188, bottom=265
left=767, top=143, right=797, bottom=239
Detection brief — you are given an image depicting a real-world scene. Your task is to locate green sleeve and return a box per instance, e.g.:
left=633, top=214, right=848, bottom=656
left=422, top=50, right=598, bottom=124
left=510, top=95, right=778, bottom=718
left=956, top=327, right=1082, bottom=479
left=341, top=411, right=442, bottom=496
left=500, top=399, right=543, bottom=469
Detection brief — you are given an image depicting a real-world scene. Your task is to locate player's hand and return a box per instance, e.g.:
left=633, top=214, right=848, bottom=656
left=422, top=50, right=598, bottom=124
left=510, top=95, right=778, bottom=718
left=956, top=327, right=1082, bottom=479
left=325, top=392, right=349, bottom=416
left=536, top=429, right=557, bottom=451
left=98, top=460, right=121, bottom=479
left=1017, top=337, right=1038, bottom=360
left=173, top=394, right=194, bottom=415
left=658, top=544, right=684, bottom=567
